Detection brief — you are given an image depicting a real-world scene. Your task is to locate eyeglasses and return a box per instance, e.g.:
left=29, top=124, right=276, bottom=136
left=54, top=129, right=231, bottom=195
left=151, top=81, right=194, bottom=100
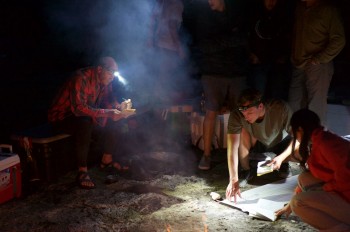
left=238, top=101, right=261, bottom=112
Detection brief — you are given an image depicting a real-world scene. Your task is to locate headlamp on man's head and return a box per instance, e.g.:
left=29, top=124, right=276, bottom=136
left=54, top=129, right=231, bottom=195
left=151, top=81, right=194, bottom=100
left=114, top=71, right=128, bottom=85
left=238, top=100, right=261, bottom=112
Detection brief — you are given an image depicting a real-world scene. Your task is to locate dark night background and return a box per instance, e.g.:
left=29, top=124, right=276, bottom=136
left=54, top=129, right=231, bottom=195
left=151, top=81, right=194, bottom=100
left=1, top=0, right=350, bottom=144
left=0, top=0, right=158, bottom=144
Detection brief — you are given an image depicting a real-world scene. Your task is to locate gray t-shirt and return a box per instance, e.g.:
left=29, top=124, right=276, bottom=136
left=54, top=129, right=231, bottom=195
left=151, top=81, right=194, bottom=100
left=227, top=99, right=292, bottom=148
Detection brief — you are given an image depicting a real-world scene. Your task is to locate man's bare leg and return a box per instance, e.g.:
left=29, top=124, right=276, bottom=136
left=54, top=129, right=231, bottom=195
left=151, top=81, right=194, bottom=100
left=238, top=127, right=255, bottom=170
left=198, top=109, right=217, bottom=170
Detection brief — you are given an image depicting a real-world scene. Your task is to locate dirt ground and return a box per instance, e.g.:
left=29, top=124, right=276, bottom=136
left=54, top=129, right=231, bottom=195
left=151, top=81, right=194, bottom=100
left=0, top=153, right=317, bottom=232
left=0, top=112, right=317, bottom=232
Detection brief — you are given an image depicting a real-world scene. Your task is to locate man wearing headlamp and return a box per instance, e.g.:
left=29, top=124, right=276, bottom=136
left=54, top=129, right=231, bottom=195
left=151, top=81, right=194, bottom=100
left=48, top=56, right=134, bottom=189
left=225, top=88, right=299, bottom=203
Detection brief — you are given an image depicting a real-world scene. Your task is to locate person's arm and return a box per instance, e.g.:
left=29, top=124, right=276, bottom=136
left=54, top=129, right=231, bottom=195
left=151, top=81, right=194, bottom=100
left=275, top=185, right=301, bottom=217
left=226, top=133, right=242, bottom=202
left=270, top=140, right=300, bottom=170
left=270, top=101, right=299, bottom=169
left=312, top=6, right=345, bottom=64
left=319, top=135, right=350, bottom=193
left=70, top=74, right=126, bottom=122
left=169, top=19, right=186, bottom=59
left=169, top=2, right=186, bottom=59
left=70, top=75, right=105, bottom=118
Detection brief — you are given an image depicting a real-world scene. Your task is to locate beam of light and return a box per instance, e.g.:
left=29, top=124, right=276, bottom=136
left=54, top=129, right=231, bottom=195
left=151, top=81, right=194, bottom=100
left=114, top=71, right=128, bottom=86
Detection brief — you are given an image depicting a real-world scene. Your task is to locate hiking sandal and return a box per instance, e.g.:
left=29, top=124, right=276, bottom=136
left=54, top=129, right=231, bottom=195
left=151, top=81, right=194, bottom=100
left=76, top=171, right=96, bottom=189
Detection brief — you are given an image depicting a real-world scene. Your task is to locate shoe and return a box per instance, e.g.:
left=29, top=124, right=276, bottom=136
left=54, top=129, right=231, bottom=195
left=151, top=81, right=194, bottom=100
left=76, top=171, right=96, bottom=189
left=278, top=163, right=292, bottom=178
left=239, top=169, right=255, bottom=187
left=198, top=155, right=211, bottom=170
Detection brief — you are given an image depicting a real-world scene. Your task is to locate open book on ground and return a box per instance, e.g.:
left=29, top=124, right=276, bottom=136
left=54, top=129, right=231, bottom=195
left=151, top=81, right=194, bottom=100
left=220, top=175, right=297, bottom=221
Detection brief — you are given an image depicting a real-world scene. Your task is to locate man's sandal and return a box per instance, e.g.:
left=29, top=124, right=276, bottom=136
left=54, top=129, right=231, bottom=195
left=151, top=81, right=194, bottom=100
left=76, top=171, right=96, bottom=189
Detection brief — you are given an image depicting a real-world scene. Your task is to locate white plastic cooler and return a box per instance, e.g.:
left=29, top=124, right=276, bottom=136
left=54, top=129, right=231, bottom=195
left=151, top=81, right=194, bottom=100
left=0, top=144, right=22, bottom=204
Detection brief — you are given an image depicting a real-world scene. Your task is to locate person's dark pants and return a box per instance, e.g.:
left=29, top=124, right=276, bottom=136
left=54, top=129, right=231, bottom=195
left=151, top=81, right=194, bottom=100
left=251, top=135, right=292, bottom=155
left=249, top=135, right=292, bottom=168
left=248, top=62, right=291, bottom=101
left=51, top=116, right=125, bottom=168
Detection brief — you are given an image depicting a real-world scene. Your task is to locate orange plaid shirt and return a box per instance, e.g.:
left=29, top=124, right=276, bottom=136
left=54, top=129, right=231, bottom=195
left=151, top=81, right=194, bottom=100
left=48, top=67, right=117, bottom=126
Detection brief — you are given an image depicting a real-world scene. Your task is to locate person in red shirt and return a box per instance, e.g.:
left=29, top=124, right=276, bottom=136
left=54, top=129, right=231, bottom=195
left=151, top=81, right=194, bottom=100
left=48, top=56, right=134, bottom=189
left=275, top=109, right=350, bottom=231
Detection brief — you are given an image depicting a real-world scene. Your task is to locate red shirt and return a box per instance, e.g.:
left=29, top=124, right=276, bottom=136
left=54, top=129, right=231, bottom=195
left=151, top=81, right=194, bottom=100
left=308, top=127, right=350, bottom=202
left=48, top=67, right=117, bottom=126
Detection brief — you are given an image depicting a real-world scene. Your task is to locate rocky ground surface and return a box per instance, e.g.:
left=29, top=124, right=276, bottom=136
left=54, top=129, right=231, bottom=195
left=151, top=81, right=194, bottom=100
left=0, top=112, right=317, bottom=232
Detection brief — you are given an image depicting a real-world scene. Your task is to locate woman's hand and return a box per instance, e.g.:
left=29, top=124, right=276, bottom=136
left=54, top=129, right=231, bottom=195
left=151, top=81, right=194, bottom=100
left=268, top=155, right=284, bottom=170
left=275, top=202, right=292, bottom=218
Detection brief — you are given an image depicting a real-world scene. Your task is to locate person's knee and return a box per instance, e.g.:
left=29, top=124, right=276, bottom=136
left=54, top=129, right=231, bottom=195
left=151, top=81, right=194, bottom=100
left=298, top=171, right=310, bottom=183
left=290, top=193, right=309, bottom=216
left=204, top=110, right=218, bottom=123
left=290, top=195, right=300, bottom=214
left=240, top=128, right=254, bottom=150
left=298, top=171, right=323, bottom=190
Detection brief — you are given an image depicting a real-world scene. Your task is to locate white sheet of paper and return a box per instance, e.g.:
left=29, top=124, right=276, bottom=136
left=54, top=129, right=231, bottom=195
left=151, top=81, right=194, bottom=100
left=220, top=175, right=297, bottom=221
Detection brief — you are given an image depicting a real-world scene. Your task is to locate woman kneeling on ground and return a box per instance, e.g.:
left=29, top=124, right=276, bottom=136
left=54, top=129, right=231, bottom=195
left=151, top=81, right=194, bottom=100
left=275, top=108, right=350, bottom=231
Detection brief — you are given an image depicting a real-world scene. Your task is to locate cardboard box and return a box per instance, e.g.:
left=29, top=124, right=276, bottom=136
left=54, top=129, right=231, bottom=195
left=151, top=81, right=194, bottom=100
left=190, top=112, right=229, bottom=150
left=0, top=145, right=22, bottom=204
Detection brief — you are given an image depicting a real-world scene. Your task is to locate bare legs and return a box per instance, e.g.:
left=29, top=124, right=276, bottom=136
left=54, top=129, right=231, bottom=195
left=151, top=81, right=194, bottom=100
left=239, top=128, right=257, bottom=170
left=203, top=109, right=217, bottom=157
